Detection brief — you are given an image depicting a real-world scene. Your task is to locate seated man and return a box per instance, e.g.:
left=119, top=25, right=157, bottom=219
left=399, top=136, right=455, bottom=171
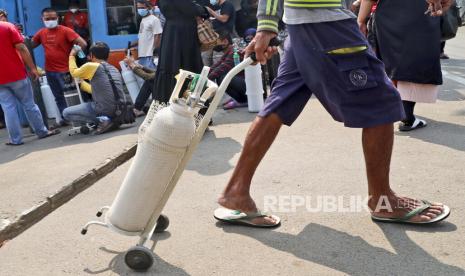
left=208, top=30, right=248, bottom=110
left=64, top=42, right=126, bottom=134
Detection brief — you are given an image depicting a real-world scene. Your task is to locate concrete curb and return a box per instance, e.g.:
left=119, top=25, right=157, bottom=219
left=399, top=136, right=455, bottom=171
left=0, top=144, right=137, bottom=244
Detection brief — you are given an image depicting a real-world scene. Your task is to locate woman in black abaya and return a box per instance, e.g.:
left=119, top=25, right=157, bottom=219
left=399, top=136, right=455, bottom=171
left=360, top=0, right=443, bottom=131
left=154, top=0, right=207, bottom=103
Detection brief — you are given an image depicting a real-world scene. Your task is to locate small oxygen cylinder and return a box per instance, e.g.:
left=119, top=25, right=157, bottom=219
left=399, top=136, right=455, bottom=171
left=40, top=76, right=62, bottom=123
left=245, top=64, right=265, bottom=113
left=119, top=61, right=141, bottom=103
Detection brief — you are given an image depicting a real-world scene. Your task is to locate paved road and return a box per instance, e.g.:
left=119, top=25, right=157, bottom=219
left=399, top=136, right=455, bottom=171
left=0, top=119, right=142, bottom=225
left=0, top=29, right=464, bottom=276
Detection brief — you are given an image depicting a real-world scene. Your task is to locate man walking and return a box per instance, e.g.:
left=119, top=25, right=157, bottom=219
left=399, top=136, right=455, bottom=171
left=32, top=7, right=87, bottom=124
left=214, top=0, right=452, bottom=226
left=0, top=21, right=60, bottom=145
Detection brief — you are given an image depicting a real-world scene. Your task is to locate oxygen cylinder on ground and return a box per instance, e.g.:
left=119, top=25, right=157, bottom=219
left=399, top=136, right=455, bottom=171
left=119, top=61, right=141, bottom=103
left=40, top=77, right=62, bottom=122
left=245, top=64, right=265, bottom=113
left=108, top=102, right=196, bottom=232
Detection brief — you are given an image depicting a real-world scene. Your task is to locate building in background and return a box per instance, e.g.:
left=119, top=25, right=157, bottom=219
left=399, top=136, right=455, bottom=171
left=0, top=0, right=158, bottom=69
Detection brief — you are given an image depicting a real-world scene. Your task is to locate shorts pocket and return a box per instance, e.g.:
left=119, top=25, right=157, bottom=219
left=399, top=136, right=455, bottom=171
left=327, top=52, right=378, bottom=92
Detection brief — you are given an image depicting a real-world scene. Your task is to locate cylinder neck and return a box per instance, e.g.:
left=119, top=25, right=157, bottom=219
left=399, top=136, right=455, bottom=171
left=170, top=102, right=194, bottom=117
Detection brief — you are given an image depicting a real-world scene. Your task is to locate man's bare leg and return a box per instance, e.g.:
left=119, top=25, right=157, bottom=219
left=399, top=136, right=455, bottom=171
left=218, top=113, right=282, bottom=225
left=363, top=123, right=444, bottom=222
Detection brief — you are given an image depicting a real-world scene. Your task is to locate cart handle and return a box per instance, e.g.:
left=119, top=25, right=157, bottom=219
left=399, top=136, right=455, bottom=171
left=249, top=37, right=282, bottom=63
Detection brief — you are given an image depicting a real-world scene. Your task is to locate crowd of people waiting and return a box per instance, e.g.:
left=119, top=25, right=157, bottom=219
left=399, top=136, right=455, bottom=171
left=0, top=0, right=463, bottom=146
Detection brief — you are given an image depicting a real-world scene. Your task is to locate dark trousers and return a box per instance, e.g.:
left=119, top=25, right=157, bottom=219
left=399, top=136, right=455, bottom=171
left=46, top=72, right=68, bottom=116
left=440, top=41, right=446, bottom=54
left=135, top=80, right=154, bottom=110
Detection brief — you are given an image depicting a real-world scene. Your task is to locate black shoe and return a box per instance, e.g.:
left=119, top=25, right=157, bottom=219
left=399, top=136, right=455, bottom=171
left=399, top=118, right=427, bottom=132
left=440, top=53, right=450, bottom=59
left=95, top=120, right=115, bottom=135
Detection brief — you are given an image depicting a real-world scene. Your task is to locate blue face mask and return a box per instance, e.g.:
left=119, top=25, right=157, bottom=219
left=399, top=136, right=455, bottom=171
left=210, top=0, right=218, bottom=6
left=138, top=9, right=149, bottom=17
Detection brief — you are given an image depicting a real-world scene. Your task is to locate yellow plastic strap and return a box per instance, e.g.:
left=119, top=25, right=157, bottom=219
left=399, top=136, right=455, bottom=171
left=327, top=46, right=368, bottom=55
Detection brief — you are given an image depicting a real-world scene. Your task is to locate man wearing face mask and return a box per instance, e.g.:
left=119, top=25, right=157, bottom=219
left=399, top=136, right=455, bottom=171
left=208, top=30, right=248, bottom=110
left=32, top=7, right=87, bottom=125
left=128, top=0, right=163, bottom=69
left=62, top=0, right=89, bottom=41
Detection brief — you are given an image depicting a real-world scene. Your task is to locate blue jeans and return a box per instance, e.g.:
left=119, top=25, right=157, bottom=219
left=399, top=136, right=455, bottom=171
left=16, top=99, right=29, bottom=127
left=138, top=56, right=156, bottom=69
left=0, top=78, right=49, bottom=144
left=63, top=102, right=99, bottom=125
left=46, top=71, right=68, bottom=116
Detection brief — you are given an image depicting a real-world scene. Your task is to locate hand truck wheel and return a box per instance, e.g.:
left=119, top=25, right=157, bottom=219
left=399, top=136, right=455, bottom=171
left=124, top=246, right=154, bottom=272
left=154, top=214, right=169, bottom=233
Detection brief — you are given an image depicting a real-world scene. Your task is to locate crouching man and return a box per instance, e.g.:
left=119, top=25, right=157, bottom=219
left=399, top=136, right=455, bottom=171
left=64, top=42, right=126, bottom=134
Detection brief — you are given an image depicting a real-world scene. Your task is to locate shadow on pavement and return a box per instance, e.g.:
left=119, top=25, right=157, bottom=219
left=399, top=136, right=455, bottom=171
left=396, top=116, right=465, bottom=152
left=217, top=221, right=464, bottom=275
left=186, top=130, right=242, bottom=176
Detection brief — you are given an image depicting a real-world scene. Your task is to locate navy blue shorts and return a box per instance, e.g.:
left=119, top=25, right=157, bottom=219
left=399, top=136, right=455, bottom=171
left=259, top=19, right=405, bottom=128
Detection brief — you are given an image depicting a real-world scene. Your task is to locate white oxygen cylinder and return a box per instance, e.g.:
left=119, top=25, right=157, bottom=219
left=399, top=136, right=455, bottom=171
left=119, top=61, right=140, bottom=103
left=135, top=59, right=146, bottom=87
left=108, top=103, right=196, bottom=232
left=245, top=64, right=265, bottom=113
left=40, top=77, right=62, bottom=123
left=135, top=74, right=145, bottom=88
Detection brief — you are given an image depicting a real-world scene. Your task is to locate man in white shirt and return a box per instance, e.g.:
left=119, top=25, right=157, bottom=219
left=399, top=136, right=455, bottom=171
left=130, top=0, right=163, bottom=69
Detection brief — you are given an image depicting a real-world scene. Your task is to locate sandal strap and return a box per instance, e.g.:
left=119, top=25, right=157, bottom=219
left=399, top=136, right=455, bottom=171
left=244, top=209, right=270, bottom=219
left=402, top=200, right=432, bottom=221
